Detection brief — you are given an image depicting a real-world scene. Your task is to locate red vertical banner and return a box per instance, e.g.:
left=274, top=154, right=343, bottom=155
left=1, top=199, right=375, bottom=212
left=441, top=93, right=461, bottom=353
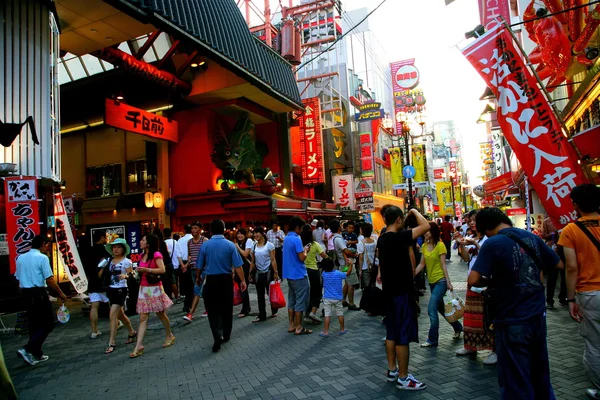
left=462, top=25, right=587, bottom=228
left=479, top=0, right=511, bottom=31
left=299, top=98, right=325, bottom=185
left=359, top=132, right=374, bottom=179
left=4, top=177, right=40, bottom=274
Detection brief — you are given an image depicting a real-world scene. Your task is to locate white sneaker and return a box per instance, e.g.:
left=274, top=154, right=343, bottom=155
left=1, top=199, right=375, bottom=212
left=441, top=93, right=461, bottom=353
left=397, top=373, right=427, bottom=391
left=17, top=349, right=37, bottom=366
left=90, top=331, right=102, bottom=339
left=456, top=348, right=476, bottom=356
left=308, top=313, right=322, bottom=323
left=484, top=352, right=498, bottom=365
left=117, top=321, right=123, bottom=330
left=586, top=388, right=600, bottom=399
left=386, top=368, right=399, bottom=382
left=35, top=355, right=49, bottom=364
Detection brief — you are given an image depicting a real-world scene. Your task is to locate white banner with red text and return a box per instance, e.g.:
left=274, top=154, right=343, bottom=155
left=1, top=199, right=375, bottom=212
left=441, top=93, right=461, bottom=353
left=333, top=174, right=355, bottom=212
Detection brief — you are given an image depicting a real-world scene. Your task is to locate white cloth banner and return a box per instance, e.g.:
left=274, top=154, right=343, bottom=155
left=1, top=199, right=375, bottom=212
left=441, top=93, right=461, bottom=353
left=54, top=194, right=88, bottom=293
left=333, top=174, right=355, bottom=211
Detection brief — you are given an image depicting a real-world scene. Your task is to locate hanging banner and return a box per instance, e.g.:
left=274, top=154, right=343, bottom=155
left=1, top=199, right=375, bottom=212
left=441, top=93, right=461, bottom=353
left=479, top=0, right=510, bottom=31
left=411, top=144, right=428, bottom=183
left=492, top=129, right=505, bottom=177
left=389, top=147, right=405, bottom=189
left=463, top=24, right=587, bottom=227
left=333, top=174, right=355, bottom=212
left=63, top=197, right=76, bottom=234
left=435, top=181, right=454, bottom=217
left=4, top=177, right=40, bottom=274
left=359, top=132, right=375, bottom=179
left=54, top=194, right=88, bottom=293
left=299, top=98, right=325, bottom=184
left=126, top=222, right=142, bottom=268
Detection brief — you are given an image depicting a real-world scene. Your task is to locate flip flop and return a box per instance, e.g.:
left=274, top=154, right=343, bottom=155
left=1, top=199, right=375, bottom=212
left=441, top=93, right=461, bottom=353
left=269, top=314, right=278, bottom=318
left=339, top=330, right=348, bottom=336
left=287, top=329, right=296, bottom=333
left=252, top=318, right=266, bottom=323
left=125, top=331, right=137, bottom=344
left=319, top=332, right=329, bottom=338
left=237, top=314, right=247, bottom=319
left=104, top=344, right=116, bottom=354
left=294, top=328, right=313, bottom=335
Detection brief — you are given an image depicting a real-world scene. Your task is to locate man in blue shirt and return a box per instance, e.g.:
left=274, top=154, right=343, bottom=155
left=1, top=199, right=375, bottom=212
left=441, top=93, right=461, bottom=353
left=15, top=235, right=67, bottom=366
left=196, top=219, right=246, bottom=352
left=469, top=208, right=563, bottom=400
left=283, top=217, right=311, bottom=335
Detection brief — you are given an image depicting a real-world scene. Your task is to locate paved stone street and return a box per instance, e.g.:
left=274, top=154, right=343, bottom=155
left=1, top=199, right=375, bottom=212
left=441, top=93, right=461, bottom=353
left=2, top=259, right=591, bottom=400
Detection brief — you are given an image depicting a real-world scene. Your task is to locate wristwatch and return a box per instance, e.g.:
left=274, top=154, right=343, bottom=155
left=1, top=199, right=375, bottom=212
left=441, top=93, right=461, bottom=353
left=566, top=299, right=576, bottom=303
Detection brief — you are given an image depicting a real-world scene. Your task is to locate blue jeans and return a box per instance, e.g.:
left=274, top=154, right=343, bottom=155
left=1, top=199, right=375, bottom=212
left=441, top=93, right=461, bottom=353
left=427, top=279, right=462, bottom=344
left=495, top=316, right=555, bottom=400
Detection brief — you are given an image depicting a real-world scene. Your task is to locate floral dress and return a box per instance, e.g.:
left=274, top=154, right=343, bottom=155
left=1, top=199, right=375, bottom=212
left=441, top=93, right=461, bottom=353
left=136, top=251, right=173, bottom=314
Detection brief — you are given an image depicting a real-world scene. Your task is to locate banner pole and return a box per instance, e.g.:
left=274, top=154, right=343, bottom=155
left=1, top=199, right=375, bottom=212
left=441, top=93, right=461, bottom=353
left=524, top=174, right=532, bottom=231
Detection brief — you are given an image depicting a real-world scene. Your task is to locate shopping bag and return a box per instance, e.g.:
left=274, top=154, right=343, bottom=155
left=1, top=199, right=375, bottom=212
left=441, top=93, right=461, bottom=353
left=443, top=290, right=464, bottom=323
left=269, top=280, right=286, bottom=309
left=233, top=281, right=243, bottom=306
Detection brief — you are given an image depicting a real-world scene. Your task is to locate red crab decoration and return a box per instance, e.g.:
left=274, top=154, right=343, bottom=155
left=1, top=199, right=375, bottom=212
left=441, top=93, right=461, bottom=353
left=524, top=0, right=600, bottom=92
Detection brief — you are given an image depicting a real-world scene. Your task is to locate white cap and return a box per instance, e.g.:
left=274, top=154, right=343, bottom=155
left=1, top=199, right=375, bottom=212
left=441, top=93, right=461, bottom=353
left=310, top=219, right=318, bottom=227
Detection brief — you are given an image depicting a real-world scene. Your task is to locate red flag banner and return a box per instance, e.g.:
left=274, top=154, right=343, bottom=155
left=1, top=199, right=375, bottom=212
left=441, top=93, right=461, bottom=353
left=462, top=25, right=587, bottom=228
left=4, top=177, right=40, bottom=274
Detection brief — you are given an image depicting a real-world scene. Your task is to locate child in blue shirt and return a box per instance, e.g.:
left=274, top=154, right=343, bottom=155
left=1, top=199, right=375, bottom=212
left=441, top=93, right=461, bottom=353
left=320, top=258, right=347, bottom=337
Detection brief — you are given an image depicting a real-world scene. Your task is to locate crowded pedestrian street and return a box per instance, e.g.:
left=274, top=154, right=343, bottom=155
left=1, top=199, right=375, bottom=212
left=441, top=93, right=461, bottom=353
left=2, top=258, right=589, bottom=400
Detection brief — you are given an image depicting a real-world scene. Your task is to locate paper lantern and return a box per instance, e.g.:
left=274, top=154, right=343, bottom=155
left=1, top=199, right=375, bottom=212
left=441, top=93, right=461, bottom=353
left=144, top=192, right=154, bottom=208
left=153, top=192, right=163, bottom=208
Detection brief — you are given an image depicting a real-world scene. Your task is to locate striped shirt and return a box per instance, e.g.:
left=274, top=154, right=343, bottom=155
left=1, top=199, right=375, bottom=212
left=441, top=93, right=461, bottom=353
left=266, top=229, right=285, bottom=249
left=188, top=236, right=206, bottom=267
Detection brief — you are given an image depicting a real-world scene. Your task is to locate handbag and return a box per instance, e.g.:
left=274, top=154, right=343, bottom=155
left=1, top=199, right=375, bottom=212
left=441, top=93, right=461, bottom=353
left=145, top=258, right=162, bottom=285
left=233, top=281, right=243, bottom=306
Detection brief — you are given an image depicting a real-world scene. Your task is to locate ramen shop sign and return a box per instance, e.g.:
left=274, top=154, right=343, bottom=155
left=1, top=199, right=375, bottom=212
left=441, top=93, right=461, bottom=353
left=299, top=98, right=325, bottom=185
left=105, top=99, right=178, bottom=143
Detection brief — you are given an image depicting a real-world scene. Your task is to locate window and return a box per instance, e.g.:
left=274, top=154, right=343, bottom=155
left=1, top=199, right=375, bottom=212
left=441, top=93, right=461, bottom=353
left=126, top=159, right=156, bottom=193
left=86, top=164, right=122, bottom=198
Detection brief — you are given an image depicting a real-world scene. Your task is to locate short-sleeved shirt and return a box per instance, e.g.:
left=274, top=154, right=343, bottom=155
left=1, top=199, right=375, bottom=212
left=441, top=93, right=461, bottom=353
left=305, top=242, right=323, bottom=270
left=283, top=232, right=307, bottom=280
left=175, top=233, right=192, bottom=262
left=266, top=229, right=285, bottom=249
left=139, top=251, right=164, bottom=287
left=253, top=242, right=275, bottom=272
left=440, top=222, right=454, bottom=242
left=15, top=249, right=53, bottom=288
left=421, top=241, right=447, bottom=284
left=164, top=238, right=178, bottom=268
left=333, top=234, right=347, bottom=266
left=357, top=239, right=377, bottom=270
left=322, top=270, right=346, bottom=300
left=324, top=229, right=334, bottom=250
left=377, top=229, right=414, bottom=297
left=344, top=232, right=358, bottom=251
left=196, top=235, right=244, bottom=275
left=107, top=257, right=132, bottom=289
left=472, top=228, right=560, bottom=325
left=558, top=216, right=600, bottom=293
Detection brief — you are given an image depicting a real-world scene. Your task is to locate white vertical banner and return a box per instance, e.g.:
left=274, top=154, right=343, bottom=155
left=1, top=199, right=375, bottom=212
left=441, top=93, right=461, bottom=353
left=491, top=129, right=505, bottom=178
left=332, top=174, right=355, bottom=212
left=54, top=193, right=88, bottom=293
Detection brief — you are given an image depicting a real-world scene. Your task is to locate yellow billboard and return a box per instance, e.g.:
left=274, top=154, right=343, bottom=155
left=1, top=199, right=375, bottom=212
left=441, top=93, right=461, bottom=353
left=389, top=147, right=405, bottom=187
left=411, top=144, right=427, bottom=183
left=436, top=181, right=454, bottom=216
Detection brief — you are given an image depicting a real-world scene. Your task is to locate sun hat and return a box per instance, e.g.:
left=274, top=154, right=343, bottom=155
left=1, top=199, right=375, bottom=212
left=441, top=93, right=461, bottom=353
left=105, top=238, right=131, bottom=256
left=310, top=219, right=318, bottom=227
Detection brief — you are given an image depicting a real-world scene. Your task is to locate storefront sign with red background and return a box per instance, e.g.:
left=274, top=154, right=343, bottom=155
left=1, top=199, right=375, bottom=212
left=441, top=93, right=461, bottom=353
left=390, top=59, right=420, bottom=135
left=4, top=177, right=40, bottom=274
left=463, top=25, right=587, bottom=228
left=299, top=98, right=325, bottom=185
left=433, top=168, right=445, bottom=181
left=105, top=99, right=178, bottom=143
left=449, top=160, right=457, bottom=181
left=479, top=0, right=510, bottom=31
left=359, top=132, right=375, bottom=179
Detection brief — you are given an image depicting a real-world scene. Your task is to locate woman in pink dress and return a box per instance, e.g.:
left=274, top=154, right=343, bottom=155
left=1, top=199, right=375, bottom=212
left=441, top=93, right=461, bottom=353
left=130, top=234, right=175, bottom=358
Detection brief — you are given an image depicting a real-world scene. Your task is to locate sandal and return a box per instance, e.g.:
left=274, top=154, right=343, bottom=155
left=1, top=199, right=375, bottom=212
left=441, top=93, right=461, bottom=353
left=237, top=313, right=247, bottom=319
left=270, top=313, right=278, bottom=318
left=104, top=344, right=116, bottom=354
left=129, top=347, right=144, bottom=358
left=252, top=317, right=266, bottom=323
left=162, top=335, right=176, bottom=348
left=294, top=327, right=313, bottom=335
left=125, top=331, right=137, bottom=344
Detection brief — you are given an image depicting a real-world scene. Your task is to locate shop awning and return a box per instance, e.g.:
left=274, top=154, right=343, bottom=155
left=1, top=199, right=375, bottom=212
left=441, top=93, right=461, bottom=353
left=570, top=125, right=600, bottom=159
left=483, top=172, right=516, bottom=194
left=81, top=196, right=119, bottom=212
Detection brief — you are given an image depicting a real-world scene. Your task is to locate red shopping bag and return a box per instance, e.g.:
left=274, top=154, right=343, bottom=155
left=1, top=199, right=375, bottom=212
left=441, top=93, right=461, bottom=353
left=269, top=280, right=286, bottom=309
left=233, top=281, right=243, bottom=306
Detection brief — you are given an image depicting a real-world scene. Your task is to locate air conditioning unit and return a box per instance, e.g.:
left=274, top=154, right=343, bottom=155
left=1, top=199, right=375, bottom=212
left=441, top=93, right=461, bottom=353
left=0, top=163, right=17, bottom=173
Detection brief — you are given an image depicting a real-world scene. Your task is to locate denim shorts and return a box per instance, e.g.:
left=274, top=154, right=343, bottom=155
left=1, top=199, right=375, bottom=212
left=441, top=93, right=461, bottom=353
left=194, top=269, right=205, bottom=297
left=287, top=277, right=309, bottom=312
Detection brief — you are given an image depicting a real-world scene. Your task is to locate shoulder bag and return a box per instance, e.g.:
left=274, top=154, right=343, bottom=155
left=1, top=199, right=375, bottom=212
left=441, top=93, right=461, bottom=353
left=574, top=221, right=600, bottom=251
left=145, top=257, right=162, bottom=285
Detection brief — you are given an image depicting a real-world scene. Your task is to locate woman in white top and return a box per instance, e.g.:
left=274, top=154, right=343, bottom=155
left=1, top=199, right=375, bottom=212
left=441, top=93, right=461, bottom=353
left=249, top=226, right=279, bottom=322
left=357, top=223, right=377, bottom=289
left=234, top=229, right=254, bottom=318
left=99, top=238, right=137, bottom=354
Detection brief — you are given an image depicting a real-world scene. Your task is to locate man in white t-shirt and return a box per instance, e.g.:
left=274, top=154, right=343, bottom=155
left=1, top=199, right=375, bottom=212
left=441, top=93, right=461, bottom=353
left=175, top=224, right=193, bottom=312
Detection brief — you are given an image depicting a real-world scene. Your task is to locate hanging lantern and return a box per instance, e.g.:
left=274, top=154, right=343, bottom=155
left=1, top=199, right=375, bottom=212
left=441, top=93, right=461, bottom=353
left=153, top=192, right=163, bottom=208
left=144, top=192, right=154, bottom=208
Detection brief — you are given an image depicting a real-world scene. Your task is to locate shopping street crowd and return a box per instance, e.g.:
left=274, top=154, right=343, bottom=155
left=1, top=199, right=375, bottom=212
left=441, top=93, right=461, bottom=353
left=6, top=184, right=600, bottom=399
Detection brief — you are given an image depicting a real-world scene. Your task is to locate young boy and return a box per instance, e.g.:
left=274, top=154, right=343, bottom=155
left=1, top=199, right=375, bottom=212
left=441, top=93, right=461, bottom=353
left=320, top=258, right=347, bottom=337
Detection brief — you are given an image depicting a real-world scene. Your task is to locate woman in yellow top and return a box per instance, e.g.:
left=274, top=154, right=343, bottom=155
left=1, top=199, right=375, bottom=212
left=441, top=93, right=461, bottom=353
left=415, top=222, right=462, bottom=347
left=301, top=226, right=328, bottom=323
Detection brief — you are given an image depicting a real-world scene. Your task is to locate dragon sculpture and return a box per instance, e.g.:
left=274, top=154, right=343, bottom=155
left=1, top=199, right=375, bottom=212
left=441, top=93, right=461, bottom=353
left=524, top=0, right=600, bottom=92
left=211, top=114, right=272, bottom=190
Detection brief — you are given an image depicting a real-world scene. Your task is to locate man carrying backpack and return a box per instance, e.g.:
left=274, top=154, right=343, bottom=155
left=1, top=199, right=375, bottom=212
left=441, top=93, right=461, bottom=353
left=559, top=184, right=600, bottom=400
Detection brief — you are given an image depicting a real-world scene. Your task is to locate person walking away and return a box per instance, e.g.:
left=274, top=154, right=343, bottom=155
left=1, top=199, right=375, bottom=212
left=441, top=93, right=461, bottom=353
left=301, top=225, right=328, bottom=323
left=100, top=239, right=137, bottom=354
left=377, top=207, right=430, bottom=390
left=153, top=228, right=173, bottom=300
left=163, top=228, right=180, bottom=302
left=414, top=223, right=462, bottom=347
left=313, top=220, right=327, bottom=260
left=558, top=184, right=600, bottom=400
left=85, top=232, right=109, bottom=338
left=196, top=219, right=247, bottom=352
left=175, top=224, right=193, bottom=312
left=469, top=208, right=562, bottom=400
left=319, top=258, right=347, bottom=337
left=16, top=235, right=67, bottom=366
left=283, top=217, right=313, bottom=335
left=233, top=228, right=253, bottom=318
left=456, top=210, right=496, bottom=364
left=330, top=220, right=359, bottom=310
left=267, top=222, right=285, bottom=278
left=249, top=226, right=279, bottom=322
left=440, top=215, right=454, bottom=261
left=542, top=215, right=567, bottom=309
left=357, top=223, right=377, bottom=290
left=130, top=234, right=175, bottom=358
left=183, top=222, right=207, bottom=323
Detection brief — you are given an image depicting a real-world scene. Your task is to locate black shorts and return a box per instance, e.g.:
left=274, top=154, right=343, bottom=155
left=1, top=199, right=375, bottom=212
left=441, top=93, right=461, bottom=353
left=107, top=287, right=128, bottom=306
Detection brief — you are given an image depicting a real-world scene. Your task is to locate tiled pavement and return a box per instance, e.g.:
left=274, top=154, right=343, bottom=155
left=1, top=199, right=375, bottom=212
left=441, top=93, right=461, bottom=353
left=2, top=258, right=591, bottom=400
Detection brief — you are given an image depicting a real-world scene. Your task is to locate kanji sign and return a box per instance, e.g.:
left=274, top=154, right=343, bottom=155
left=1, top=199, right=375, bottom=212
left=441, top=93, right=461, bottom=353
left=391, top=59, right=421, bottom=134
left=333, top=174, right=355, bottom=211
left=463, top=24, right=587, bottom=228
left=4, top=177, right=40, bottom=274
left=299, top=98, right=325, bottom=185
left=355, top=102, right=384, bottom=122
left=105, top=99, right=178, bottom=143
left=434, top=168, right=445, bottom=181
left=359, top=132, right=375, bottom=179
left=492, top=129, right=505, bottom=177
left=354, top=179, right=374, bottom=198
left=357, top=196, right=375, bottom=212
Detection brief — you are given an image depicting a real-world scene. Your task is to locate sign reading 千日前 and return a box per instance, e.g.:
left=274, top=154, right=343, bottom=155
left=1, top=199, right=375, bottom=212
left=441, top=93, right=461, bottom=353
left=299, top=98, right=325, bottom=185
left=479, top=0, right=510, bottom=31
left=333, top=174, right=355, bottom=211
left=462, top=24, right=587, bottom=228
left=54, top=194, right=88, bottom=293
left=4, top=177, right=40, bottom=274
left=105, top=99, right=178, bottom=143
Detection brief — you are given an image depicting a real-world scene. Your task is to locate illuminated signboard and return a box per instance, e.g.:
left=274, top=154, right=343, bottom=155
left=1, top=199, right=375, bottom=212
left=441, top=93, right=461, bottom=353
left=299, top=98, right=325, bottom=185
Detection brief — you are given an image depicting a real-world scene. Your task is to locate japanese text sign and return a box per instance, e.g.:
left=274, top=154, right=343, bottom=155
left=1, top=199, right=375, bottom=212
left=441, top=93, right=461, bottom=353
left=299, top=98, right=325, bottom=185
left=479, top=0, right=510, bottom=31
left=391, top=59, right=420, bottom=134
left=359, top=132, right=375, bottom=179
left=105, top=99, right=178, bottom=143
left=54, top=194, right=88, bottom=293
left=434, top=168, right=445, bottom=181
left=492, top=129, right=505, bottom=177
left=355, top=102, right=384, bottom=122
left=463, top=24, right=587, bottom=228
left=5, top=177, right=40, bottom=274
left=333, top=174, right=355, bottom=211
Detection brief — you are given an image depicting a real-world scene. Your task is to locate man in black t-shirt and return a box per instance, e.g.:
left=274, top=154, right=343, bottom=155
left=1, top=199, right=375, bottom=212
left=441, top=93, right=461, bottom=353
left=376, top=206, right=430, bottom=391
